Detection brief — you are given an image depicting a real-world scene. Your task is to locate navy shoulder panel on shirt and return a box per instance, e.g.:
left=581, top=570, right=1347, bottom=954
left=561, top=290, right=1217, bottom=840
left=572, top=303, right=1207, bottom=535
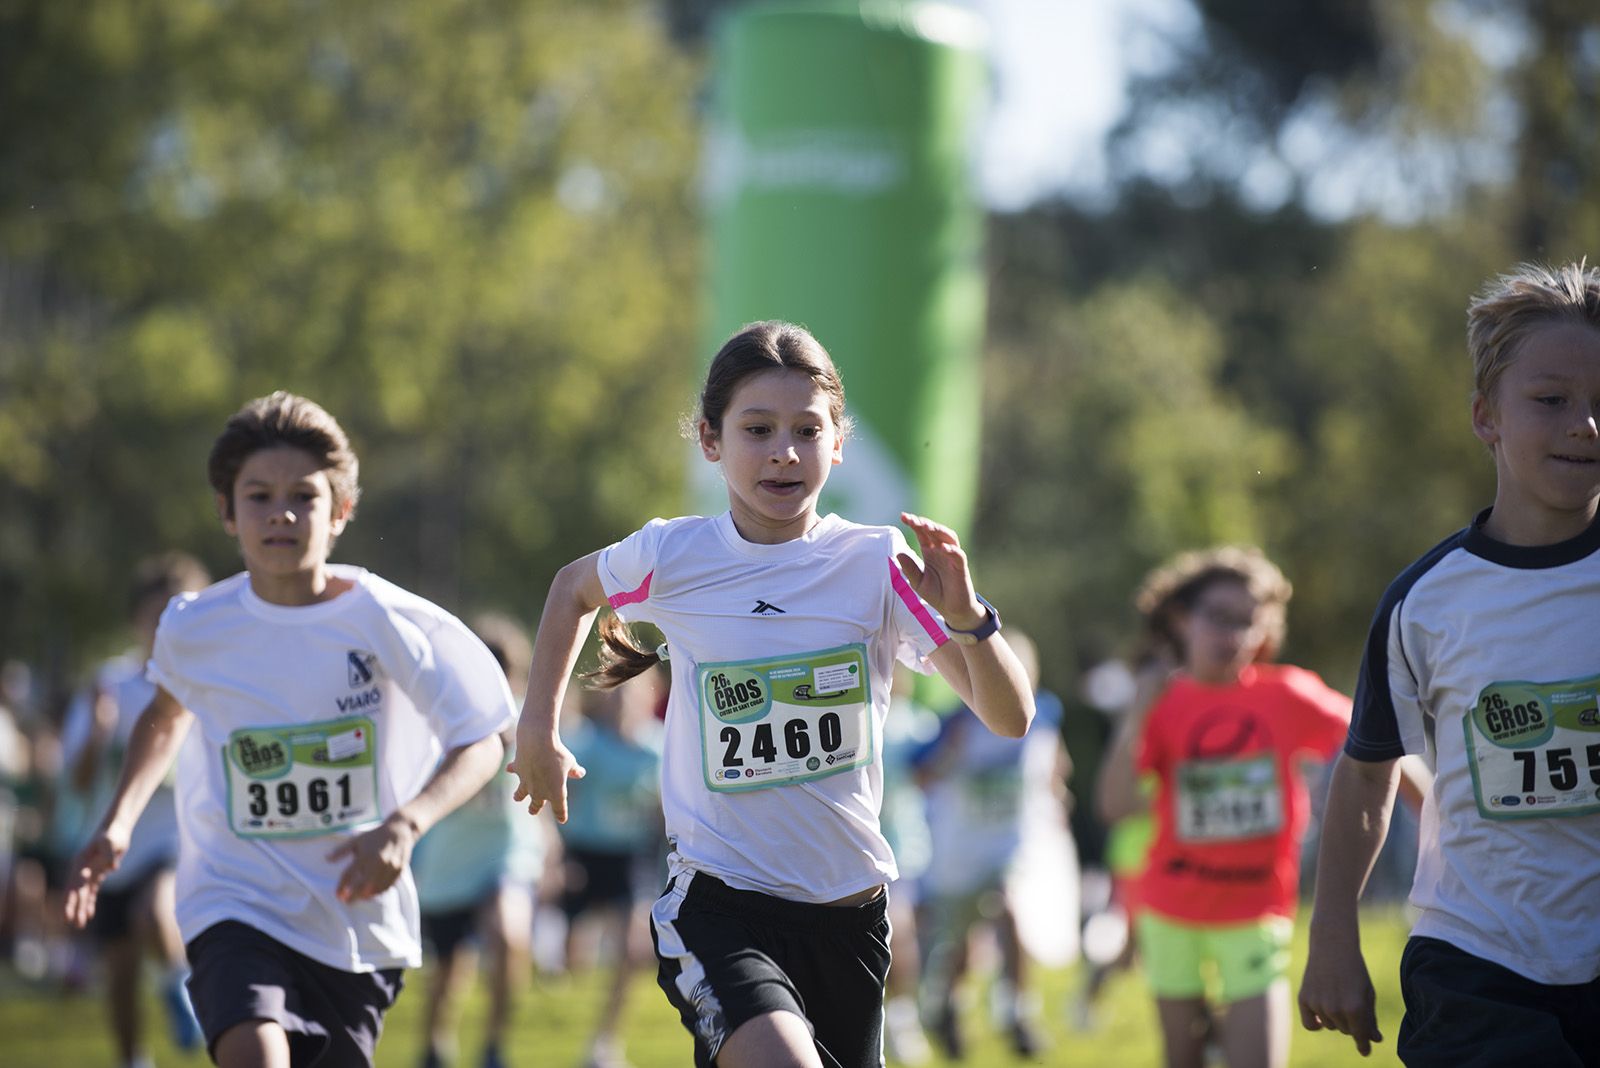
left=1346, top=526, right=1470, bottom=762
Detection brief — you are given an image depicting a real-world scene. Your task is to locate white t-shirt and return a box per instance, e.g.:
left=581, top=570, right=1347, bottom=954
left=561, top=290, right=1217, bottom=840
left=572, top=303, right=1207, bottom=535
left=1347, top=511, right=1600, bottom=985
left=60, top=656, right=180, bottom=891
left=918, top=695, right=1064, bottom=898
left=598, top=512, right=949, bottom=903
left=148, top=565, right=515, bottom=972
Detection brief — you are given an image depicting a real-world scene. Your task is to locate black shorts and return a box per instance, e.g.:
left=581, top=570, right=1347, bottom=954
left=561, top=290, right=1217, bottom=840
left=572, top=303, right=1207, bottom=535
left=89, top=860, right=169, bottom=943
left=420, top=905, right=479, bottom=960
left=185, top=921, right=404, bottom=1067
left=650, top=870, right=892, bottom=1068
left=561, top=846, right=643, bottom=918
left=1398, top=936, right=1600, bottom=1068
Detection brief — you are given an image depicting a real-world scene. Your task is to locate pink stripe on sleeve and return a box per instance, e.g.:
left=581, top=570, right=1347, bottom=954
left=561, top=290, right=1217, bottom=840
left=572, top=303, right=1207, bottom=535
left=608, top=570, right=653, bottom=610
left=888, top=558, right=949, bottom=647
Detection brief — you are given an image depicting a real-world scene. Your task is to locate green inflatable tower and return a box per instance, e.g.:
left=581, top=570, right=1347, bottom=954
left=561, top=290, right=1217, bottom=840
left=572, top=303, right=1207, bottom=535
left=700, top=0, right=988, bottom=530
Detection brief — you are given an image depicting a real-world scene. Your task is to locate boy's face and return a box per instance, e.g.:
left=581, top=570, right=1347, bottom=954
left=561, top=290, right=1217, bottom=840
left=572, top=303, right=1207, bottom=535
left=1177, top=580, right=1266, bottom=685
left=1472, top=322, right=1600, bottom=543
left=220, top=445, right=351, bottom=585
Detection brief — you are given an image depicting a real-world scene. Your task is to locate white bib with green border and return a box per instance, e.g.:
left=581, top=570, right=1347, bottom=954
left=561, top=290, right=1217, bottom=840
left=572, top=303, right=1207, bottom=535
left=224, top=716, right=380, bottom=837
left=1466, top=675, right=1600, bottom=819
left=1173, top=753, right=1284, bottom=842
left=698, top=643, right=873, bottom=792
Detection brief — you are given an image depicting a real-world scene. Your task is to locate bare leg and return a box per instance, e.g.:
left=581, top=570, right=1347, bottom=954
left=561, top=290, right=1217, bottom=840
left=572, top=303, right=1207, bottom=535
left=103, top=937, right=143, bottom=1065
left=1216, top=981, right=1289, bottom=1068
left=422, top=942, right=477, bottom=1061
left=1155, top=997, right=1210, bottom=1068
left=716, top=1009, right=822, bottom=1068
left=588, top=903, right=648, bottom=1064
left=995, top=900, right=1040, bottom=1055
left=482, top=887, right=531, bottom=1054
left=144, top=869, right=187, bottom=967
left=214, top=1019, right=292, bottom=1068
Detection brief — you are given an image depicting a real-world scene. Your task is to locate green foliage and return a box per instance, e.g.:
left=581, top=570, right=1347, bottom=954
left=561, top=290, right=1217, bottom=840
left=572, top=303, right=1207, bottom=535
left=976, top=275, right=1290, bottom=671
left=974, top=1, right=1600, bottom=701
left=0, top=0, right=701, bottom=681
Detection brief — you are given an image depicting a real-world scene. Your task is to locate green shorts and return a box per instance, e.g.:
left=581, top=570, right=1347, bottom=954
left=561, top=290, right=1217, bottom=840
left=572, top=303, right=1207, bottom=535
left=1135, top=910, right=1293, bottom=1004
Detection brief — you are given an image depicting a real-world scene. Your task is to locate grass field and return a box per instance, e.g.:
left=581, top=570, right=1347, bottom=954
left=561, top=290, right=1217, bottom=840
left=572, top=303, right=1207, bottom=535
left=0, top=909, right=1411, bottom=1067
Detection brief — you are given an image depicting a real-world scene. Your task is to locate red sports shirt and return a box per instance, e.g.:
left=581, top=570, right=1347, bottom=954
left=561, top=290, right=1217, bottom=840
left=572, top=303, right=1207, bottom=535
left=1136, top=664, right=1350, bottom=923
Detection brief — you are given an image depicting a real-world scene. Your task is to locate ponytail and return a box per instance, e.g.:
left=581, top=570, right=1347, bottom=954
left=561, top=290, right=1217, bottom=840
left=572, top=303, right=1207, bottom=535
left=583, top=612, right=661, bottom=690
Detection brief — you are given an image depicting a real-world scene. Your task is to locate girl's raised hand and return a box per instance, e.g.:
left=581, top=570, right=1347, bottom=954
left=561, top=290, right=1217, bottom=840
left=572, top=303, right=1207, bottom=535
left=897, top=512, right=986, bottom=631
left=506, top=737, right=586, bottom=824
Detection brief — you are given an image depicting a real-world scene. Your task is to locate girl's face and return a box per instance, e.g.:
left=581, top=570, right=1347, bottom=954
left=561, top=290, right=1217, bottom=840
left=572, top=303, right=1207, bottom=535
left=221, top=445, right=351, bottom=604
left=699, top=368, right=843, bottom=545
left=1175, top=579, right=1267, bottom=685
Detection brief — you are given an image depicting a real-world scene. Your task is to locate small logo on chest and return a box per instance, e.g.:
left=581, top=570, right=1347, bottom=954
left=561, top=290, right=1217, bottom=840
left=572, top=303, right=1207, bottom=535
left=347, top=650, right=378, bottom=689
left=751, top=600, right=786, bottom=615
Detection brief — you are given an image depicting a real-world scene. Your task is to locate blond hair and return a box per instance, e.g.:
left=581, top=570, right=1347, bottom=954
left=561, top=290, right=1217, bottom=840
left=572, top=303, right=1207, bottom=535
left=1467, top=261, right=1600, bottom=401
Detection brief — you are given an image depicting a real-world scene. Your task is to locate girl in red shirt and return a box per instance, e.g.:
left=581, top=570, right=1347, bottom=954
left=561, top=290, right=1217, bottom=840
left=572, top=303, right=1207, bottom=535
left=1099, top=547, right=1348, bottom=1068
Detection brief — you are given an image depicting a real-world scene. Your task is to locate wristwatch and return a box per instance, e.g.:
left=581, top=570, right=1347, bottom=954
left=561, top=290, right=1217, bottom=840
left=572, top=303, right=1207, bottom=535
left=946, top=594, right=1001, bottom=646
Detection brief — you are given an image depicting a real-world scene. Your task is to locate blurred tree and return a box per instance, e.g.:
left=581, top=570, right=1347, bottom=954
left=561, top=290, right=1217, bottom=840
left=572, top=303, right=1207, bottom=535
left=975, top=271, right=1291, bottom=679
left=0, top=0, right=701, bottom=686
left=977, top=0, right=1599, bottom=696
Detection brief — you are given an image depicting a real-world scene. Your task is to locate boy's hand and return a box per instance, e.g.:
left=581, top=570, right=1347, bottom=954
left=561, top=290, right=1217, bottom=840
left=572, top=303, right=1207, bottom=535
left=1299, top=935, right=1383, bottom=1056
left=897, top=512, right=985, bottom=630
left=64, top=825, right=129, bottom=928
left=507, top=738, right=586, bottom=824
left=327, top=813, right=416, bottom=903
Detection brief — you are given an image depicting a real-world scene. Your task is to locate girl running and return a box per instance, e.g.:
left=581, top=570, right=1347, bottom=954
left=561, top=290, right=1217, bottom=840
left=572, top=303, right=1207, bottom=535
left=507, top=321, right=1034, bottom=1068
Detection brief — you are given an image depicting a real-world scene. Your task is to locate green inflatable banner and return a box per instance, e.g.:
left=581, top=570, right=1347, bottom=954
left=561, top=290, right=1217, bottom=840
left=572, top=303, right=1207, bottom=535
left=699, top=0, right=988, bottom=532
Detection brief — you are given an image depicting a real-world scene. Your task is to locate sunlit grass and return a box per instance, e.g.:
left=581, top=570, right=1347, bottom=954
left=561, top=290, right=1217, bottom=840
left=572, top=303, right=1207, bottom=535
left=0, top=908, right=1410, bottom=1067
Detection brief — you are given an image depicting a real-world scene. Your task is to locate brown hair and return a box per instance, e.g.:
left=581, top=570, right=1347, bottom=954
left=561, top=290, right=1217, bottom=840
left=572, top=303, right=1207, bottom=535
left=129, top=552, right=211, bottom=614
left=594, top=322, right=853, bottom=690
left=208, top=392, right=361, bottom=520
left=585, top=612, right=661, bottom=690
left=1134, top=545, right=1293, bottom=663
left=1468, top=261, right=1600, bottom=402
left=694, top=320, right=852, bottom=440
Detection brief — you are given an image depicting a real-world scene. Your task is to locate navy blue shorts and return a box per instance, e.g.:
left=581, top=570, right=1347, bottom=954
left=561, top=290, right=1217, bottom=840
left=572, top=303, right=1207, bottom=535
left=650, top=871, right=892, bottom=1068
left=1398, top=936, right=1600, bottom=1067
left=185, top=921, right=403, bottom=1067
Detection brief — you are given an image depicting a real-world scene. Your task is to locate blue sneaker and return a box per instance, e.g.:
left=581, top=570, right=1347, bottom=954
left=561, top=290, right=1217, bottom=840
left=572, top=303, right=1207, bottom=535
left=163, top=974, right=204, bottom=1052
left=479, top=1048, right=506, bottom=1068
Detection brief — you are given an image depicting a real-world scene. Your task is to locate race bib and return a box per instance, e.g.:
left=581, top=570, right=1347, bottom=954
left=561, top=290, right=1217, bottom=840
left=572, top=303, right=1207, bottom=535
left=1174, top=753, right=1283, bottom=842
left=224, top=717, right=380, bottom=837
left=698, top=644, right=873, bottom=792
left=1466, top=675, right=1600, bottom=820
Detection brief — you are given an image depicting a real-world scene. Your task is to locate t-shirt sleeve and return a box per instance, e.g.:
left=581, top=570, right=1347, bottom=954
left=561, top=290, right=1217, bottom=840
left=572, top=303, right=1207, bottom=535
left=596, top=518, right=671, bottom=624
left=1281, top=666, right=1353, bottom=760
left=1346, top=598, right=1417, bottom=762
left=403, top=614, right=518, bottom=751
left=885, top=528, right=949, bottom=674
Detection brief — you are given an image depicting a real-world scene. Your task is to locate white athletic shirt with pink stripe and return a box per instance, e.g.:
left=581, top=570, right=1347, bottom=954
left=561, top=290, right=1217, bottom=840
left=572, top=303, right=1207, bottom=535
left=597, top=512, right=949, bottom=902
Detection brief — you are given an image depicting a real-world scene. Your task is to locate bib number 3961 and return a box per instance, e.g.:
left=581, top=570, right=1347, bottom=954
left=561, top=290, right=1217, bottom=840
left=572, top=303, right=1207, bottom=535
left=1467, top=676, right=1600, bottom=820
left=698, top=644, right=873, bottom=792
left=225, top=717, right=380, bottom=837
